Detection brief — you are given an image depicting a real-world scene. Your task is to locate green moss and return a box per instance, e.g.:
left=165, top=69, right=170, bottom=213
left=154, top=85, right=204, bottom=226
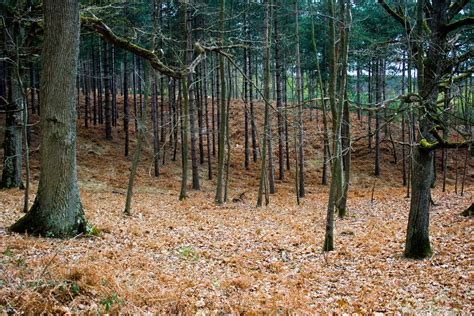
left=86, top=224, right=101, bottom=237
left=419, top=138, right=437, bottom=150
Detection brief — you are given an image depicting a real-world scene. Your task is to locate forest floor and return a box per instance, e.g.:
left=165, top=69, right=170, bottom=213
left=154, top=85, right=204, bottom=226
left=0, top=99, right=473, bottom=314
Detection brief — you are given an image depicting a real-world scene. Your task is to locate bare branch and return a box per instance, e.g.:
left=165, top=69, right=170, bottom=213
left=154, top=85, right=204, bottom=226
left=444, top=16, right=474, bottom=34
left=447, top=0, right=470, bottom=21
left=377, top=0, right=412, bottom=35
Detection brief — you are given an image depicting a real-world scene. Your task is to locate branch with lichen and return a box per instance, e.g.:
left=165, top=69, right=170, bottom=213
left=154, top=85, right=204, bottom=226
left=80, top=15, right=185, bottom=79
left=419, top=127, right=473, bottom=151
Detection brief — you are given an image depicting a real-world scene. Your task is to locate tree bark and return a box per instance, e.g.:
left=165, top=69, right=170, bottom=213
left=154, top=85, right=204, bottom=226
left=215, top=0, right=227, bottom=204
left=103, top=41, right=112, bottom=140
left=186, top=1, right=200, bottom=191
left=124, top=52, right=130, bottom=157
left=1, top=62, right=23, bottom=189
left=257, top=0, right=272, bottom=207
left=10, top=0, right=87, bottom=237
left=294, top=0, right=305, bottom=198
left=274, top=4, right=284, bottom=180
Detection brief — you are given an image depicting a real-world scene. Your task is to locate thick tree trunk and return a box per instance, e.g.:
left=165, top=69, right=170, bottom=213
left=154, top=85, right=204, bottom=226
left=404, top=0, right=451, bottom=259
left=405, top=147, right=433, bottom=258
left=10, top=0, right=87, bottom=237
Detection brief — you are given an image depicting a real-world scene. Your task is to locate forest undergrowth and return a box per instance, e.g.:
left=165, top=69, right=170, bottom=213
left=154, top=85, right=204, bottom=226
left=0, top=99, right=472, bottom=314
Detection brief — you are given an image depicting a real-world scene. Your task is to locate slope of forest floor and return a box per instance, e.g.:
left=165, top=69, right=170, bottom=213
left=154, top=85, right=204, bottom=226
left=0, top=99, right=473, bottom=313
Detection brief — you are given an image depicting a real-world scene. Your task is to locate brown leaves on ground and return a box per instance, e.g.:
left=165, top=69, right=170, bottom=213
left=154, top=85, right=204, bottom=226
left=0, top=186, right=472, bottom=314
left=0, top=100, right=473, bottom=313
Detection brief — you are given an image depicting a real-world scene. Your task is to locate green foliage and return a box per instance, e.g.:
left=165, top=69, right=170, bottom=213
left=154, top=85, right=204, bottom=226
left=86, top=224, right=101, bottom=237
left=100, top=293, right=123, bottom=312
left=15, top=257, right=25, bottom=267
left=71, top=282, right=81, bottom=295
left=178, top=246, right=199, bottom=261
left=3, top=248, right=13, bottom=257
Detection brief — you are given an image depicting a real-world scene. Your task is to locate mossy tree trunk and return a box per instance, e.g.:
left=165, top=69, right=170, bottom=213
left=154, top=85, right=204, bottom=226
left=10, top=0, right=87, bottom=238
left=380, top=0, right=472, bottom=258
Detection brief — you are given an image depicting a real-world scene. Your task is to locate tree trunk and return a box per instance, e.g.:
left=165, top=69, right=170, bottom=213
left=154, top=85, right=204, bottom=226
left=103, top=41, right=112, bottom=140
left=405, top=147, right=433, bottom=258
left=375, top=58, right=381, bottom=176
left=1, top=62, right=23, bottom=189
left=10, top=0, right=87, bottom=237
left=132, top=55, right=138, bottom=132
left=257, top=0, right=271, bottom=207
left=84, top=61, right=90, bottom=128
left=294, top=0, right=305, bottom=198
left=196, top=69, right=204, bottom=165
left=274, top=4, right=284, bottom=180
left=215, top=0, right=227, bottom=204
left=179, top=77, right=189, bottom=200
left=247, top=18, right=258, bottom=164
left=111, top=45, right=118, bottom=127
left=367, top=60, right=372, bottom=149
left=243, top=8, right=250, bottom=170
left=203, top=60, right=212, bottom=180
left=125, top=63, right=150, bottom=215
left=356, top=62, right=361, bottom=120
left=401, top=53, right=407, bottom=186
left=186, top=1, right=200, bottom=191
left=97, top=45, right=103, bottom=125
left=91, top=49, right=97, bottom=126
left=124, top=52, right=130, bottom=157
left=151, top=73, right=160, bottom=177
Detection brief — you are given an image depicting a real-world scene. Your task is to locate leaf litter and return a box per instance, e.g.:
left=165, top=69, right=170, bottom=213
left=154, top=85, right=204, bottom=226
left=0, top=100, right=473, bottom=314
